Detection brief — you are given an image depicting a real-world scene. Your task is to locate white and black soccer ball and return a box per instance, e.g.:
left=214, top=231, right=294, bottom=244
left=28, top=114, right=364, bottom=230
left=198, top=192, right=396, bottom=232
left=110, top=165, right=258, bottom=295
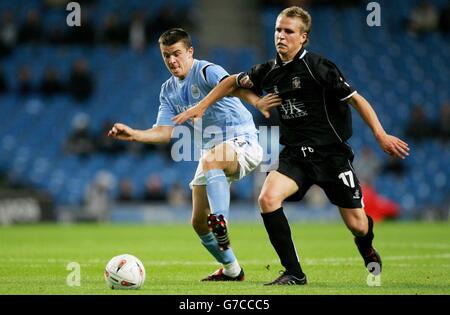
left=104, top=254, right=146, bottom=290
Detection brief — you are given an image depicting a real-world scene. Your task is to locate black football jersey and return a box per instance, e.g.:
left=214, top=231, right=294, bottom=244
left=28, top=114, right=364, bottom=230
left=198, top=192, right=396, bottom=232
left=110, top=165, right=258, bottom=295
left=245, top=48, right=356, bottom=146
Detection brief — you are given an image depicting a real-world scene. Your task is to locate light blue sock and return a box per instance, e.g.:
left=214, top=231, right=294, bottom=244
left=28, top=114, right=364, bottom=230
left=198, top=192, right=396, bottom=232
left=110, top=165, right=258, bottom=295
left=199, top=232, right=236, bottom=265
left=205, top=169, right=230, bottom=219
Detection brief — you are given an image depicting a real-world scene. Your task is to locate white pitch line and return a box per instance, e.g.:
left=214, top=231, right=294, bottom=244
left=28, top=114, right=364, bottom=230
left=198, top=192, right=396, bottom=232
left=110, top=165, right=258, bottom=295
left=1, top=253, right=450, bottom=266
left=383, top=243, right=450, bottom=250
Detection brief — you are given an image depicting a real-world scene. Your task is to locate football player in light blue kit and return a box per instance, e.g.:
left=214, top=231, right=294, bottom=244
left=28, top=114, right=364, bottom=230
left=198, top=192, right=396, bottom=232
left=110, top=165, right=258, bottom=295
left=108, top=29, right=276, bottom=281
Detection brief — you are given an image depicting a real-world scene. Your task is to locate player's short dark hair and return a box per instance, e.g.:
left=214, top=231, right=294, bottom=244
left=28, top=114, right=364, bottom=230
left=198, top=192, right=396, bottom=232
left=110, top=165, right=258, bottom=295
left=158, top=28, right=192, bottom=49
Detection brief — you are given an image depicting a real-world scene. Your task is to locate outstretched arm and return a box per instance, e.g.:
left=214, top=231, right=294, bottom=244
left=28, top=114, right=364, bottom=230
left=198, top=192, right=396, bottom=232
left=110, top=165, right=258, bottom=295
left=172, top=75, right=281, bottom=124
left=348, top=93, right=409, bottom=159
left=108, top=123, right=173, bottom=144
left=171, top=75, right=238, bottom=124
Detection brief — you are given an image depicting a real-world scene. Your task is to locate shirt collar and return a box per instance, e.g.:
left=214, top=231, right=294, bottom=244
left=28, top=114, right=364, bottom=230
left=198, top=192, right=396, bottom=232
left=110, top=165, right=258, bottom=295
left=275, top=47, right=307, bottom=65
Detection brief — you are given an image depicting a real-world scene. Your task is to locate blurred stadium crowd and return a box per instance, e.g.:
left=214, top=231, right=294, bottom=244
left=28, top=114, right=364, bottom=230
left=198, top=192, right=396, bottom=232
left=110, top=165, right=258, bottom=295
left=0, top=0, right=449, bottom=222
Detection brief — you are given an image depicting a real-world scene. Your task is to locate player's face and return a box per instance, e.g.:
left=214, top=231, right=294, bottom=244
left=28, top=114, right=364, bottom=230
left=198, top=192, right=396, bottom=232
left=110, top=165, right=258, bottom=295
left=275, top=15, right=308, bottom=61
left=160, top=42, right=194, bottom=79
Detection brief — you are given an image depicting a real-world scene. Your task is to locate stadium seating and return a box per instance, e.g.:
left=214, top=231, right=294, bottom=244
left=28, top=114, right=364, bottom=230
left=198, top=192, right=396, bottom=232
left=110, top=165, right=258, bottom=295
left=0, top=0, right=449, bottom=218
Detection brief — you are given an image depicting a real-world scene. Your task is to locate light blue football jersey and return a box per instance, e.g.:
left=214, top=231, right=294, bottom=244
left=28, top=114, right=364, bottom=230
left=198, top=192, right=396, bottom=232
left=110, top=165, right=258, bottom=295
left=154, top=59, right=258, bottom=150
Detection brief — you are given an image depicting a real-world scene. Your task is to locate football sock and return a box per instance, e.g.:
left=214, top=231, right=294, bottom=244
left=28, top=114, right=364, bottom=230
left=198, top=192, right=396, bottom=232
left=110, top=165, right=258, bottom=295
left=261, top=207, right=305, bottom=278
left=354, top=215, right=374, bottom=255
left=223, top=260, right=241, bottom=277
left=199, top=232, right=237, bottom=265
left=205, top=169, right=230, bottom=219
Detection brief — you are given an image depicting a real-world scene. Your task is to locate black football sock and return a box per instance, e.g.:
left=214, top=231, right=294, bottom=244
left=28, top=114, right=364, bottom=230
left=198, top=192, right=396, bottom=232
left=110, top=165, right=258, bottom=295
left=261, top=207, right=304, bottom=278
left=354, top=215, right=374, bottom=256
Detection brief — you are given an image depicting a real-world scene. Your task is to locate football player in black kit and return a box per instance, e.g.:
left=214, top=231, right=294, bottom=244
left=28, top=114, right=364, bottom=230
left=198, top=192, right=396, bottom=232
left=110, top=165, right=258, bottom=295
left=173, top=6, right=410, bottom=285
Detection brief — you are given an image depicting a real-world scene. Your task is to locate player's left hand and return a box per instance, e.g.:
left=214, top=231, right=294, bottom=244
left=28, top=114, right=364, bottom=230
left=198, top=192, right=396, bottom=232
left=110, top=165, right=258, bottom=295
left=172, top=103, right=207, bottom=125
left=255, top=93, right=282, bottom=118
left=377, top=134, right=410, bottom=159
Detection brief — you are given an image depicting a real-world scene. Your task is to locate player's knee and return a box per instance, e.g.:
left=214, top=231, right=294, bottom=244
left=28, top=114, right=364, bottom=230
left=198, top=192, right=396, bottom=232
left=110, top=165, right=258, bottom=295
left=201, top=155, right=223, bottom=172
left=258, top=192, right=282, bottom=212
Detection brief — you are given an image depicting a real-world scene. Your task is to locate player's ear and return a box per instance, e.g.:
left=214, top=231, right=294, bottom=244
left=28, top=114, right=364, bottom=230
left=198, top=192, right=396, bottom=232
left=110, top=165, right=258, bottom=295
left=188, top=46, right=194, bottom=58
left=299, top=32, right=308, bottom=45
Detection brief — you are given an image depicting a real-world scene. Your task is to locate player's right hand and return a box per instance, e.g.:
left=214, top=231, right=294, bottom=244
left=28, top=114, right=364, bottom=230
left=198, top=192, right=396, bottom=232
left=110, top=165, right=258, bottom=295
left=172, top=103, right=207, bottom=125
left=107, top=123, right=135, bottom=141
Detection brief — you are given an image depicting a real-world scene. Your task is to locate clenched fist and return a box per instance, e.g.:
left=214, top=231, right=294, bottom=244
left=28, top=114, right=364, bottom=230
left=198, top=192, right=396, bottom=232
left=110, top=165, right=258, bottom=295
left=107, top=123, right=135, bottom=141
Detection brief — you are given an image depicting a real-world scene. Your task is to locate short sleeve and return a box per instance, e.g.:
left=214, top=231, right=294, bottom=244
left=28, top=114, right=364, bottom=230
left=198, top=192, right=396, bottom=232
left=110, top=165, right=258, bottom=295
left=203, top=64, right=229, bottom=89
left=154, top=88, right=176, bottom=127
left=313, top=57, right=356, bottom=101
left=245, top=61, right=274, bottom=96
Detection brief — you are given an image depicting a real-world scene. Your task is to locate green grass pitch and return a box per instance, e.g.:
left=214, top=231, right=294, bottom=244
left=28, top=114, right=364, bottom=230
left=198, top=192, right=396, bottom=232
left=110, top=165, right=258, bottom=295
left=0, top=221, right=449, bottom=294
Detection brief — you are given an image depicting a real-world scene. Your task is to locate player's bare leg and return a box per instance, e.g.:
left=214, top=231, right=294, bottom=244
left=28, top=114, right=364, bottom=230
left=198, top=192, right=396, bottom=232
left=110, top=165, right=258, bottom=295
left=191, top=185, right=211, bottom=236
left=339, top=207, right=382, bottom=274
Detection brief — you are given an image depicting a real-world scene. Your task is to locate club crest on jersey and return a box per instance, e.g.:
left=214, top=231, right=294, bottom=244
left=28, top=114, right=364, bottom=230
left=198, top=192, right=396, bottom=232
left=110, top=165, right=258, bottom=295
left=191, top=84, right=200, bottom=99
left=292, top=77, right=301, bottom=89
left=273, top=85, right=279, bottom=94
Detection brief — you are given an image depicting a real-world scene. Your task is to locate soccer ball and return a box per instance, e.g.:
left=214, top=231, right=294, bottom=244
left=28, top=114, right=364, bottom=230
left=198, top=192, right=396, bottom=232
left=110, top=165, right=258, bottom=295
left=104, top=254, right=146, bottom=290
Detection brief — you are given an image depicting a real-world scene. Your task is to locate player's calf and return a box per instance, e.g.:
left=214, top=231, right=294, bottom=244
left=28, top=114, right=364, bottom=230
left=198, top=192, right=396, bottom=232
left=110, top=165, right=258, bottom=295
left=354, top=215, right=382, bottom=273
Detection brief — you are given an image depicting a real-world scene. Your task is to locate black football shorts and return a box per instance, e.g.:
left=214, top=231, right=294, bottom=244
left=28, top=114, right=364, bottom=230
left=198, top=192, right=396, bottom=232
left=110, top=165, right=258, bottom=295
left=277, top=142, right=363, bottom=209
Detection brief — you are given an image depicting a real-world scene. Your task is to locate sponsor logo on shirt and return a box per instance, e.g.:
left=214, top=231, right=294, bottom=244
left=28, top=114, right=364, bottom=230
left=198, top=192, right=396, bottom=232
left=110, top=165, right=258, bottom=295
left=279, top=99, right=308, bottom=120
left=175, top=104, right=194, bottom=113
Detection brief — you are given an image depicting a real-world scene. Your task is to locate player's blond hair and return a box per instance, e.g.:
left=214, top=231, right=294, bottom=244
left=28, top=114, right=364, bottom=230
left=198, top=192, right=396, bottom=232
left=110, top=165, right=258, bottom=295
left=279, top=6, right=312, bottom=43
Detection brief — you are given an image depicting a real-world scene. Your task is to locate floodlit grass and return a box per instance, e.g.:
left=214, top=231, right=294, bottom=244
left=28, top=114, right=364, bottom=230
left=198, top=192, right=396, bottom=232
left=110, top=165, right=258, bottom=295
left=0, top=222, right=449, bottom=294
